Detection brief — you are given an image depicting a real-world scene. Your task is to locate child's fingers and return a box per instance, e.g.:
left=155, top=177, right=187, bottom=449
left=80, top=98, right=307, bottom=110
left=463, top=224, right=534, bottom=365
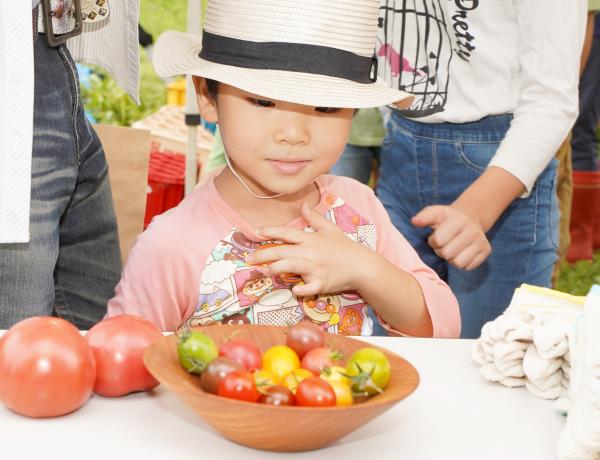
left=257, top=225, right=307, bottom=244
left=267, top=258, right=311, bottom=279
left=411, top=205, right=447, bottom=229
left=426, top=216, right=464, bottom=250
left=301, top=202, right=331, bottom=231
left=292, top=279, right=324, bottom=297
left=464, top=250, right=490, bottom=271
left=447, top=242, right=484, bottom=269
left=245, top=244, right=302, bottom=265
left=428, top=224, right=472, bottom=259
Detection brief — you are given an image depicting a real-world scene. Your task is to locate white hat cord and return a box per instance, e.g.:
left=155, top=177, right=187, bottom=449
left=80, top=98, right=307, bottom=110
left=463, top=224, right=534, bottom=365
left=223, top=150, right=283, bottom=200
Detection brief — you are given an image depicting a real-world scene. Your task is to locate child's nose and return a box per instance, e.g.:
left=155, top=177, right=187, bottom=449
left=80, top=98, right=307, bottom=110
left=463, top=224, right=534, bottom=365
left=274, top=115, right=311, bottom=146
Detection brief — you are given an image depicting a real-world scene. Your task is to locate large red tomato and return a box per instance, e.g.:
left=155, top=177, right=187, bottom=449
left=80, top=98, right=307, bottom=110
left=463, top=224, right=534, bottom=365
left=0, top=317, right=96, bottom=418
left=85, top=314, right=163, bottom=397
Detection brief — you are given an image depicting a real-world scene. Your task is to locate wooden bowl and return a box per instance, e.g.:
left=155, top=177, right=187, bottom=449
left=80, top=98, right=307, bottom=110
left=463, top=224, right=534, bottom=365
left=143, top=324, right=419, bottom=452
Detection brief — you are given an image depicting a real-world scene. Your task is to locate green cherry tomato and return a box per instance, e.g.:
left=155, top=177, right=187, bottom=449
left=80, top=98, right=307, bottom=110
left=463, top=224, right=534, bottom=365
left=346, top=347, right=391, bottom=396
left=177, top=331, right=218, bottom=374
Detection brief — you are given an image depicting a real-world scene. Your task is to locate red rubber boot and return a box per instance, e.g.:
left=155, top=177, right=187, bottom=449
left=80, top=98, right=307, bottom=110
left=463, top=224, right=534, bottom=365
left=567, top=171, right=600, bottom=262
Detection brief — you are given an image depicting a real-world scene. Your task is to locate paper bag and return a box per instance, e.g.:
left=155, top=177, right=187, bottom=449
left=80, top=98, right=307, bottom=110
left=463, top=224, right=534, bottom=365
left=94, top=124, right=150, bottom=262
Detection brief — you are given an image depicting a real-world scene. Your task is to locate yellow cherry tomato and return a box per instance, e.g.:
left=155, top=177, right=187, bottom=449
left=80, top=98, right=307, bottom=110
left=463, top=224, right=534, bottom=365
left=329, top=380, right=353, bottom=407
left=262, top=345, right=300, bottom=383
left=254, top=369, right=278, bottom=389
left=281, top=368, right=313, bottom=394
left=320, top=365, right=350, bottom=386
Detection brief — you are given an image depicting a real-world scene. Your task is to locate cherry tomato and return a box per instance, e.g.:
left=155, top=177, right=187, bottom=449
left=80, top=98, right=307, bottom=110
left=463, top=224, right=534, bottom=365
left=281, top=368, right=313, bottom=394
left=254, top=369, right=278, bottom=389
left=286, top=321, right=324, bottom=358
left=262, top=345, right=300, bottom=382
left=301, top=347, right=344, bottom=376
left=296, top=377, right=336, bottom=407
left=0, top=317, right=96, bottom=418
left=320, top=365, right=350, bottom=386
left=177, top=330, right=218, bottom=374
left=200, top=357, right=243, bottom=394
left=218, top=370, right=260, bottom=402
left=258, top=385, right=296, bottom=406
left=328, top=380, right=353, bottom=407
left=219, top=338, right=262, bottom=371
left=346, top=347, right=391, bottom=395
left=85, top=314, right=162, bottom=397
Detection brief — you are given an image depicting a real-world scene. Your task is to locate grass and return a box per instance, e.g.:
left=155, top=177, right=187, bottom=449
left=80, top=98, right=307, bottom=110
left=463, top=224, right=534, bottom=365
left=557, top=252, right=600, bottom=296
left=82, top=0, right=600, bottom=296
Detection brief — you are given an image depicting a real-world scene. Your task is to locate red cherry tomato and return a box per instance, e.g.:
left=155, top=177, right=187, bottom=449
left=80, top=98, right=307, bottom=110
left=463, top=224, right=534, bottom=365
left=218, top=370, right=260, bottom=402
left=301, top=347, right=344, bottom=376
left=296, top=377, right=336, bottom=407
left=286, top=321, right=325, bottom=359
left=219, top=338, right=262, bottom=371
left=0, top=317, right=96, bottom=418
left=85, top=314, right=163, bottom=397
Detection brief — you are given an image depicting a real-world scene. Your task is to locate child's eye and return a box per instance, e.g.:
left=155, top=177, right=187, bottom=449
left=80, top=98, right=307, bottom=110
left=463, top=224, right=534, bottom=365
left=251, top=98, right=274, bottom=108
left=315, top=107, right=340, bottom=114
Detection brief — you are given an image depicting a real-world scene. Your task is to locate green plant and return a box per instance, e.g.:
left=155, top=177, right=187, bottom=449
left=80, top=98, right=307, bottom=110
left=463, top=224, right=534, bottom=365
left=81, top=0, right=209, bottom=126
left=556, top=252, right=600, bottom=296
left=81, top=51, right=166, bottom=126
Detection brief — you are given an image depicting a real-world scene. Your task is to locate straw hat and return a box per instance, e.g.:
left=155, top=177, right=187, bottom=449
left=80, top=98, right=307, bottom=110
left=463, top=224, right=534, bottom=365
left=152, top=0, right=413, bottom=109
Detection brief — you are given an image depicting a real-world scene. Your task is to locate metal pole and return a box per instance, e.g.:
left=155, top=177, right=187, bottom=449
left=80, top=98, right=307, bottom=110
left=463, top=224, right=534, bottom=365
left=184, top=0, right=203, bottom=196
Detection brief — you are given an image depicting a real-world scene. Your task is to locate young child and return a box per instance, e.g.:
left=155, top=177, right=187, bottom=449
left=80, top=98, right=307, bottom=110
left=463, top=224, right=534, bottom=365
left=107, top=0, right=460, bottom=338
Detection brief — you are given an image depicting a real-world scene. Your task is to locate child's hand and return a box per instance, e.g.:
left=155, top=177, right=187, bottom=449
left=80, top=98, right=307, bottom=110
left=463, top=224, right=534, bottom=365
left=245, top=202, right=371, bottom=297
left=411, top=203, right=491, bottom=270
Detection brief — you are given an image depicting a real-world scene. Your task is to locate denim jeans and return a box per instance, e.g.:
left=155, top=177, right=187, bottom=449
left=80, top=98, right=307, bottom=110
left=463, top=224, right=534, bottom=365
left=331, top=144, right=381, bottom=185
left=572, top=33, right=600, bottom=172
left=0, top=35, right=122, bottom=329
left=377, top=112, right=559, bottom=338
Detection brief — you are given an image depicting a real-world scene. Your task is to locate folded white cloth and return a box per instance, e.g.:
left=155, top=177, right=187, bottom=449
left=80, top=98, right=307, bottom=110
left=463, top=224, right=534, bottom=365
left=493, top=340, right=528, bottom=361
left=523, top=344, right=563, bottom=383
left=473, top=284, right=583, bottom=402
left=476, top=314, right=570, bottom=399
left=525, top=377, right=563, bottom=400
left=534, top=325, right=570, bottom=360
left=557, top=286, right=600, bottom=460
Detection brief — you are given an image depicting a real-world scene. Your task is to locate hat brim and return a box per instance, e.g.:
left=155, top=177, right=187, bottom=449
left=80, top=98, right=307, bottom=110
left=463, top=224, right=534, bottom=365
left=153, top=31, right=414, bottom=109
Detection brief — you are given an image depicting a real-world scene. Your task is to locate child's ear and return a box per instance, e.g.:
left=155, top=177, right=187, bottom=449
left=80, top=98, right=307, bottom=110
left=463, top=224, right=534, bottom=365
left=192, top=76, right=218, bottom=123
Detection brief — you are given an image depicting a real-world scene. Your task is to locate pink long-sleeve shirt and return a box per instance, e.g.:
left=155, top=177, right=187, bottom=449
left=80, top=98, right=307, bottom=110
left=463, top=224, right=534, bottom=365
left=107, top=174, right=460, bottom=337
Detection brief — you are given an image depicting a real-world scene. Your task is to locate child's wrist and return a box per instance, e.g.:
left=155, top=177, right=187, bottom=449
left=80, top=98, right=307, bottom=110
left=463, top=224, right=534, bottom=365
left=350, top=247, right=386, bottom=294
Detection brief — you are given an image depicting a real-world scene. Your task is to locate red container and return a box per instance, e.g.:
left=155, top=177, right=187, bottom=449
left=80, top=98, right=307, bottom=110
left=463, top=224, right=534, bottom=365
left=144, top=151, right=185, bottom=228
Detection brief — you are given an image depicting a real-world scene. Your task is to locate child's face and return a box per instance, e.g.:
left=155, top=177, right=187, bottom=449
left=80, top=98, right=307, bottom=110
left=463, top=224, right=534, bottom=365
left=195, top=78, right=355, bottom=197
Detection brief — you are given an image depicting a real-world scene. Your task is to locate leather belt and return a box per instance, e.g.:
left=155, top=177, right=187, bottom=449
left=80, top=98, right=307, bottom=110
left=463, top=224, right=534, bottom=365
left=38, top=0, right=110, bottom=47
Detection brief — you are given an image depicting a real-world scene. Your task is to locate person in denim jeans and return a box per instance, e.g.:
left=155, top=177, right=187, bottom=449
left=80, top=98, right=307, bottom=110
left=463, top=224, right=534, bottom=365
left=331, top=108, right=386, bottom=185
left=376, top=1, right=586, bottom=338
left=0, top=3, right=138, bottom=329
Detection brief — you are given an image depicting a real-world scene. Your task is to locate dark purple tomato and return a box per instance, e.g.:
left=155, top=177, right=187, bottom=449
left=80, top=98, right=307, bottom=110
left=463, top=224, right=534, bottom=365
left=286, top=321, right=325, bottom=359
left=200, top=357, right=243, bottom=394
left=258, top=385, right=296, bottom=406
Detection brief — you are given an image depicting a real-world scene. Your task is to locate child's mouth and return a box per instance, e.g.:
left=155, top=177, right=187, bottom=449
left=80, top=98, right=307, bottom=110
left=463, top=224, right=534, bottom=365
left=268, top=159, right=310, bottom=175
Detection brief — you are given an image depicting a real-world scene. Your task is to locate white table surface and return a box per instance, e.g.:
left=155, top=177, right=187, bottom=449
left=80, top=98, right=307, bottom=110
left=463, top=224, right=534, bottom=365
left=0, top=336, right=564, bottom=460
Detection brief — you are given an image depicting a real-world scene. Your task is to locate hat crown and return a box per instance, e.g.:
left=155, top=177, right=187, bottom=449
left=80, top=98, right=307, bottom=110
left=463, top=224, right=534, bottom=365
left=204, top=0, right=380, bottom=58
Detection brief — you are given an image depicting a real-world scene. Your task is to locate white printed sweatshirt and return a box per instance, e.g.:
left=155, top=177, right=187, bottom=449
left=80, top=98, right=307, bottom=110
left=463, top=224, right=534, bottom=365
left=377, top=0, right=587, bottom=192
